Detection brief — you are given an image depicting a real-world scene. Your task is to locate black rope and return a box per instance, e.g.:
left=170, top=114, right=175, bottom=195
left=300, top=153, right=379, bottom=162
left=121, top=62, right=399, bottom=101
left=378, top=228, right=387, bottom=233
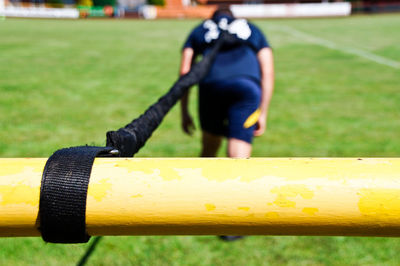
left=37, top=30, right=241, bottom=265
left=76, top=32, right=237, bottom=265
left=106, top=32, right=233, bottom=157
left=77, top=236, right=103, bottom=266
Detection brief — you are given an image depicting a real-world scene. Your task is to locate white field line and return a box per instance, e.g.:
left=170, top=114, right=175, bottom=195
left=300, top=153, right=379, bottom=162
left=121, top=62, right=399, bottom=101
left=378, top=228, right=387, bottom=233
left=273, top=25, right=400, bottom=69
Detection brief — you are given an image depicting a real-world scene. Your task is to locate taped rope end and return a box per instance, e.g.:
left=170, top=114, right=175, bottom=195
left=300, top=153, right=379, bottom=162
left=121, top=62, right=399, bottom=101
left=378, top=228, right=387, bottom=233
left=106, top=130, right=137, bottom=157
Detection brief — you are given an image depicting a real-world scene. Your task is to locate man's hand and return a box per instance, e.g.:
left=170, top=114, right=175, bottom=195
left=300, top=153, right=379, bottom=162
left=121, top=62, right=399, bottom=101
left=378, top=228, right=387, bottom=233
left=182, top=113, right=195, bottom=135
left=253, top=116, right=267, bottom=137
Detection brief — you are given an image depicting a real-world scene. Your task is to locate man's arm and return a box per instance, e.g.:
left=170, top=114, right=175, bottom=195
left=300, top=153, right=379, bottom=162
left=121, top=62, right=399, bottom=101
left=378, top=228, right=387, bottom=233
left=254, top=47, right=274, bottom=136
left=180, top=47, right=196, bottom=135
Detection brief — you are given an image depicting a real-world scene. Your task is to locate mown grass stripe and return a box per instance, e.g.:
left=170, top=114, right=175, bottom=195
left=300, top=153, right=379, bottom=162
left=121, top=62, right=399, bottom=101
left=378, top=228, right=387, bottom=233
left=275, top=25, right=400, bottom=69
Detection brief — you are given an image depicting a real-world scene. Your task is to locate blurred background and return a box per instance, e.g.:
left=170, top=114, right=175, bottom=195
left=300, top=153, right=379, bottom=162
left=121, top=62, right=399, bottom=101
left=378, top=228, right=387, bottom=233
left=1, top=0, right=400, bottom=19
left=1, top=0, right=400, bottom=265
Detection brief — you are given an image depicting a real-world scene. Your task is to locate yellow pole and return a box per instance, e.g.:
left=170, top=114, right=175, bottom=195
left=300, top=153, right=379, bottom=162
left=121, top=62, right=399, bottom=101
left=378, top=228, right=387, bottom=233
left=1, top=158, right=400, bottom=237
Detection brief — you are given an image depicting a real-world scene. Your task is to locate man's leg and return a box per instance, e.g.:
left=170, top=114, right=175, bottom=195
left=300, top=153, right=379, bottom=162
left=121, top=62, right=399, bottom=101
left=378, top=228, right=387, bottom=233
left=218, top=138, right=252, bottom=242
left=225, top=78, right=260, bottom=159
left=201, top=131, right=223, bottom=157
left=227, top=138, right=252, bottom=158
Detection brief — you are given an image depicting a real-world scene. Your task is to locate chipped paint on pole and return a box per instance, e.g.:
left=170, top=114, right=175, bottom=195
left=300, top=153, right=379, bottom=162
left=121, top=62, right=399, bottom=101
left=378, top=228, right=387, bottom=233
left=1, top=158, right=400, bottom=237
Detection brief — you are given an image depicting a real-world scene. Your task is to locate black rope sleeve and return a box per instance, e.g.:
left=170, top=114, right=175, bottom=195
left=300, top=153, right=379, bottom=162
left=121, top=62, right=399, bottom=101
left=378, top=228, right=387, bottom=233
left=106, top=32, right=231, bottom=157
left=39, top=146, right=115, bottom=243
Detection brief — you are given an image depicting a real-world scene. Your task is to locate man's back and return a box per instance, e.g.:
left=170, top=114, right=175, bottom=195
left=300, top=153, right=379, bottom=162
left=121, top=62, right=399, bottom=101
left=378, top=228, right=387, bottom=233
left=182, top=17, right=270, bottom=84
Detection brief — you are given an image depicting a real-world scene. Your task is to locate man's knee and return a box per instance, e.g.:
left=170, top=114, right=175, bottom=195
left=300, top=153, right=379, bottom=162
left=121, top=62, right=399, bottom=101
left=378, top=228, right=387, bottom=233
left=227, top=138, right=252, bottom=158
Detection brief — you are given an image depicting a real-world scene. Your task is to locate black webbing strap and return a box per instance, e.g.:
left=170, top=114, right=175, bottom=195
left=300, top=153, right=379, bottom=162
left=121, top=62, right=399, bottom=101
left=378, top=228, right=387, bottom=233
left=39, top=146, right=116, bottom=243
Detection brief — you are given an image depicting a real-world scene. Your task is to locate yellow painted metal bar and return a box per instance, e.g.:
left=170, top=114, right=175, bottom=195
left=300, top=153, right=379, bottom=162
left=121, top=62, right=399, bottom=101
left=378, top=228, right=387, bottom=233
left=1, top=158, right=400, bottom=237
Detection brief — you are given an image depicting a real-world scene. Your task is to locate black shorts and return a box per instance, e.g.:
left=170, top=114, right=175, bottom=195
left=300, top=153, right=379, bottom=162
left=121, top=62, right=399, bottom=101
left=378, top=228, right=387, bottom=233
left=199, top=78, right=261, bottom=143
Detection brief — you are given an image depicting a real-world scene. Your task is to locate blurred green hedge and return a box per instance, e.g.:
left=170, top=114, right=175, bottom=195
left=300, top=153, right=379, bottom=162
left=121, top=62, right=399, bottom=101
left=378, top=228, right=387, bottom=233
left=148, top=0, right=165, bottom=6
left=93, top=0, right=116, bottom=7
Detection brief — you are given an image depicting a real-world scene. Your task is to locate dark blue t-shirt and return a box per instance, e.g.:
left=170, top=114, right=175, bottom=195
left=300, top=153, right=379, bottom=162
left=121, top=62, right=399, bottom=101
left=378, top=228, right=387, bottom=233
left=183, top=17, right=270, bottom=84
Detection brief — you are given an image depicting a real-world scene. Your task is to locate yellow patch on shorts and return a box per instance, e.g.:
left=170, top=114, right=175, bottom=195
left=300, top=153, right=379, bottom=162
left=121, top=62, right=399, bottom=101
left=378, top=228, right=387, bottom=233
left=243, top=109, right=261, bottom=129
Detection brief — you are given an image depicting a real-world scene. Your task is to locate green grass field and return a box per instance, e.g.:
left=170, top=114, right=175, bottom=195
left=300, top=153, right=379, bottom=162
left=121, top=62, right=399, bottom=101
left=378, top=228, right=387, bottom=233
left=1, top=14, right=400, bottom=265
